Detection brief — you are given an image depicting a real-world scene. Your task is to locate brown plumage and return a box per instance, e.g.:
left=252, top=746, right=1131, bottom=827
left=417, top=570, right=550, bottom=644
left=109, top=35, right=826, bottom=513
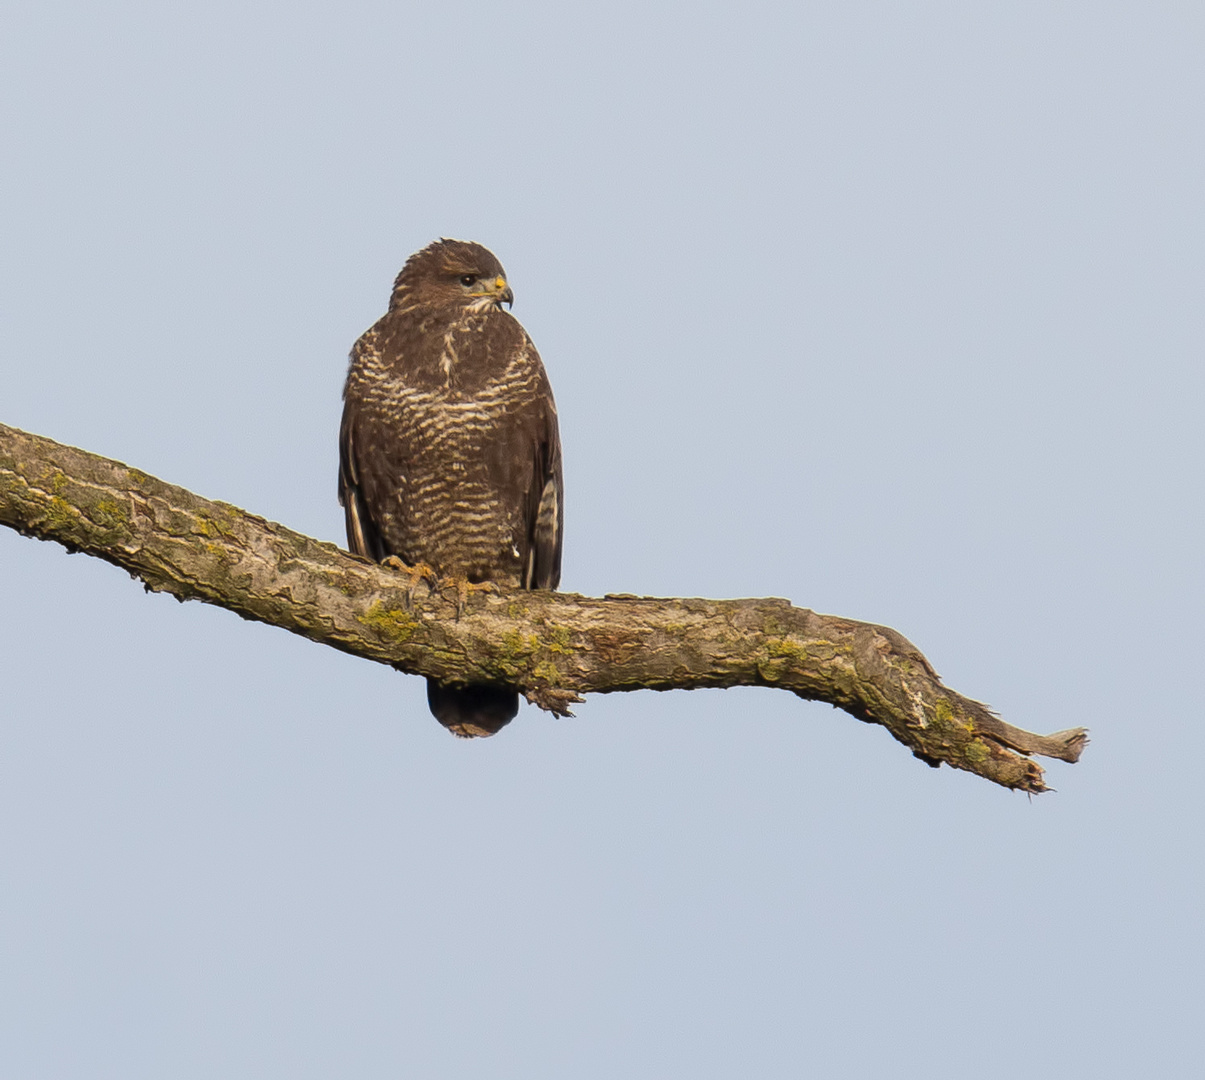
left=339, top=239, right=563, bottom=737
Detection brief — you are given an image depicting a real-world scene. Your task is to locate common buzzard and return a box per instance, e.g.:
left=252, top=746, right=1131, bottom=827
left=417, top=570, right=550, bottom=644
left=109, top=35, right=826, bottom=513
left=339, top=239, right=563, bottom=737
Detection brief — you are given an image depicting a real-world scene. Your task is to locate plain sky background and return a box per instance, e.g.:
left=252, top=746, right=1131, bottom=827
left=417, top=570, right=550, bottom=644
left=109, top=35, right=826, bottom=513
left=2, top=2, right=1202, bottom=1077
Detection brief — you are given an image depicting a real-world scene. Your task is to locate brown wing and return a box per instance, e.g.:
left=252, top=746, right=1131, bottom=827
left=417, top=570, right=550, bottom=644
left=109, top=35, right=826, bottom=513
left=522, top=395, right=563, bottom=590
left=339, top=328, right=399, bottom=564
left=338, top=402, right=386, bottom=563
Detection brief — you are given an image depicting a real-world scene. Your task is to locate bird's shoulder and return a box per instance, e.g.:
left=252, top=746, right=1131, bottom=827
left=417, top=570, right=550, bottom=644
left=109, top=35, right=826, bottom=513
left=349, top=306, right=544, bottom=397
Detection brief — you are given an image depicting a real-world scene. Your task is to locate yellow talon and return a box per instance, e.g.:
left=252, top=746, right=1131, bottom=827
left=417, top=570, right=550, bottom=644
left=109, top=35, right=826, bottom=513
left=439, top=574, right=495, bottom=619
left=381, top=556, right=438, bottom=608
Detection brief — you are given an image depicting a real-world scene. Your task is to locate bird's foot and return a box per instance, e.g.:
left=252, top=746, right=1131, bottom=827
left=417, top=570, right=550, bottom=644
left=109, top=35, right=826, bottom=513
left=438, top=575, right=496, bottom=619
left=381, top=556, right=438, bottom=608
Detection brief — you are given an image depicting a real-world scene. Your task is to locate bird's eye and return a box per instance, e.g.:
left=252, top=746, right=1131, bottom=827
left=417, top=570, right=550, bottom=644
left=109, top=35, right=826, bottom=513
left=460, top=274, right=478, bottom=287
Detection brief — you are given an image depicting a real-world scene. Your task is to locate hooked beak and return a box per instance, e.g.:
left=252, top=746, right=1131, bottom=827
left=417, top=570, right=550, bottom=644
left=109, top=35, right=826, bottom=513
left=471, top=275, right=514, bottom=308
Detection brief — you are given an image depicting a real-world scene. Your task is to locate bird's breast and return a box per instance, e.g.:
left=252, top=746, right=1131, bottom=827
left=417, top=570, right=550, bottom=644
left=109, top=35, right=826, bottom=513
left=352, top=331, right=547, bottom=584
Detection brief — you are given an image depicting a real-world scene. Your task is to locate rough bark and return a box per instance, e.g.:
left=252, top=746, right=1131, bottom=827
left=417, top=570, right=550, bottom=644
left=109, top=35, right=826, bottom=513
left=0, top=422, right=1087, bottom=792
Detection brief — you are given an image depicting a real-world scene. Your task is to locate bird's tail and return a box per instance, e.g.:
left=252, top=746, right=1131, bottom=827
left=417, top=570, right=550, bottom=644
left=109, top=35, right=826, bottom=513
left=426, top=680, right=519, bottom=738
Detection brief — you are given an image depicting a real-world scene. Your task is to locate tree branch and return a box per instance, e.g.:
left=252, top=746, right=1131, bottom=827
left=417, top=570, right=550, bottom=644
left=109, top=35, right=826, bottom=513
left=0, top=422, right=1087, bottom=792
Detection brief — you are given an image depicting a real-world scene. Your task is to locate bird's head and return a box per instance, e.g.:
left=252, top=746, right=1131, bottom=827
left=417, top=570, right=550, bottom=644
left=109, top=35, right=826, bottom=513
left=389, top=239, right=514, bottom=313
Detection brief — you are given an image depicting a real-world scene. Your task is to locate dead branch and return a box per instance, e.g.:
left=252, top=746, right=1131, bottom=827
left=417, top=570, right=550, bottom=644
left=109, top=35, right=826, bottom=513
left=0, top=422, right=1087, bottom=792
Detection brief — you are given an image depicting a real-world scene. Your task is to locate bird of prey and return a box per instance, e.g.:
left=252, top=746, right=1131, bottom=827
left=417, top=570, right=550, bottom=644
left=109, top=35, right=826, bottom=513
left=338, top=239, right=563, bottom=737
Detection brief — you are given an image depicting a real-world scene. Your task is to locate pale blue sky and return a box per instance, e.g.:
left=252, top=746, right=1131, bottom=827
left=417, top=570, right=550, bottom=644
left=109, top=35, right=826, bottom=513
left=2, top=3, right=1202, bottom=1077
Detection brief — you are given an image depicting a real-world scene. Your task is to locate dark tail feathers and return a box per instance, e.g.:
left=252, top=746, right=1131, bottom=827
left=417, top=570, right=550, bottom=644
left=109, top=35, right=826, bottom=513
left=426, top=680, right=519, bottom=738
